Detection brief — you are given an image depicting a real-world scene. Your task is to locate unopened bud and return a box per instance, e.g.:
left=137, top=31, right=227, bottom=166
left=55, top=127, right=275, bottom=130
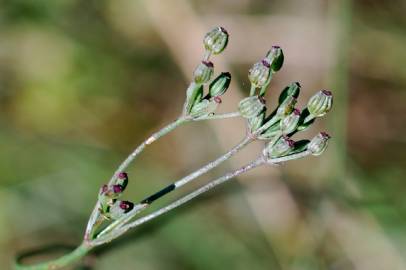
left=276, top=96, right=297, bottom=117
left=238, top=96, right=266, bottom=119
left=209, top=72, right=231, bottom=97
left=266, top=46, right=284, bottom=72
left=117, top=172, right=129, bottom=190
left=248, top=59, right=271, bottom=88
left=190, top=99, right=218, bottom=118
left=185, top=83, right=204, bottom=113
left=263, top=136, right=295, bottom=158
left=109, top=200, right=134, bottom=220
left=307, top=90, right=333, bottom=117
left=307, top=132, right=331, bottom=156
left=193, top=61, right=214, bottom=84
left=280, top=109, right=301, bottom=134
left=203, top=27, right=229, bottom=55
left=278, top=82, right=301, bottom=104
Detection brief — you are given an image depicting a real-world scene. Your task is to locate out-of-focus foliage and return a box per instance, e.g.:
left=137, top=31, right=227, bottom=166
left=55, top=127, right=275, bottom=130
left=0, top=0, right=405, bottom=269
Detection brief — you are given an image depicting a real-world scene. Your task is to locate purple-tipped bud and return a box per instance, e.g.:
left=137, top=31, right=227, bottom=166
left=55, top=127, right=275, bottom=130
left=307, top=90, right=333, bottom=117
left=116, top=172, right=129, bottom=190
left=280, top=108, right=301, bottom=134
left=307, top=132, right=331, bottom=156
left=119, top=201, right=134, bottom=213
left=248, top=59, right=271, bottom=88
left=193, top=61, right=214, bottom=84
left=214, top=96, right=222, bottom=104
left=118, top=172, right=128, bottom=179
left=113, top=185, right=123, bottom=194
left=266, top=46, right=284, bottom=72
left=100, top=184, right=108, bottom=195
left=263, top=136, right=295, bottom=158
left=108, top=200, right=135, bottom=220
left=203, top=27, right=229, bottom=54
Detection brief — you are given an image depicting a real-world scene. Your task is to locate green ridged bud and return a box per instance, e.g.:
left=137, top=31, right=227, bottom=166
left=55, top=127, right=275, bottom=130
left=307, top=132, right=331, bottom=156
left=238, top=96, right=265, bottom=119
left=280, top=109, right=301, bottom=134
left=190, top=99, right=218, bottom=118
left=203, top=27, right=229, bottom=55
left=263, top=136, right=295, bottom=158
left=209, top=72, right=231, bottom=97
left=248, top=59, right=271, bottom=88
left=185, top=83, right=203, bottom=113
left=248, top=110, right=266, bottom=133
left=266, top=46, right=284, bottom=72
left=108, top=200, right=134, bottom=220
left=278, top=82, right=301, bottom=104
left=276, top=96, right=297, bottom=117
left=193, top=61, right=214, bottom=84
left=307, top=90, right=333, bottom=117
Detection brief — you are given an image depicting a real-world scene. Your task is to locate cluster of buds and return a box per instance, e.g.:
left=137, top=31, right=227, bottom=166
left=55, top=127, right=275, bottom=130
left=183, top=27, right=231, bottom=119
left=238, top=47, right=333, bottom=161
left=98, top=172, right=134, bottom=220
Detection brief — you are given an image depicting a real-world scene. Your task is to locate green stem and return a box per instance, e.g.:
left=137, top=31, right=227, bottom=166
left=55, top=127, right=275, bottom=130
left=15, top=243, right=91, bottom=270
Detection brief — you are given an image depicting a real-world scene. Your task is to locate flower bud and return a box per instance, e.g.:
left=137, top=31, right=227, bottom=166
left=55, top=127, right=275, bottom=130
left=209, top=72, right=231, bottom=97
left=307, top=132, right=331, bottom=156
left=276, top=96, right=297, bottom=117
left=203, top=27, right=229, bottom=55
left=280, top=109, right=301, bottom=134
left=116, top=172, right=128, bottom=190
left=263, top=136, right=295, bottom=158
left=278, top=82, right=301, bottom=104
left=248, top=110, right=265, bottom=133
left=109, top=200, right=134, bottom=220
left=193, top=61, right=214, bottom=84
left=184, top=83, right=204, bottom=113
left=190, top=99, right=218, bottom=118
left=248, top=59, right=271, bottom=88
left=307, top=90, right=333, bottom=117
left=238, top=96, right=265, bottom=119
left=266, top=46, right=284, bottom=72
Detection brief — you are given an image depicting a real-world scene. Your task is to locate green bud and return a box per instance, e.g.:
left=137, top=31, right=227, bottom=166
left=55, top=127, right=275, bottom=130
left=257, top=120, right=280, bottom=140
left=278, top=82, right=301, bottom=104
left=280, top=109, right=301, bottom=134
left=209, top=72, right=231, bottom=97
left=109, top=200, right=134, bottom=220
left=248, top=110, right=266, bottom=133
left=276, top=96, right=297, bottom=117
left=266, top=46, right=284, bottom=72
left=307, top=90, right=333, bottom=117
left=307, top=132, right=331, bottom=156
left=248, top=59, right=271, bottom=88
left=190, top=99, right=218, bottom=118
left=238, top=96, right=265, bottom=119
left=263, top=136, right=295, bottom=159
left=193, top=61, right=214, bottom=84
left=185, top=83, right=203, bottom=113
left=203, top=27, right=229, bottom=55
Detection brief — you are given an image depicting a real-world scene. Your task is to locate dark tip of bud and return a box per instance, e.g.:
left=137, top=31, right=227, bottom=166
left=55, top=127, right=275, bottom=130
left=100, top=184, right=108, bottom=194
left=320, top=131, right=331, bottom=138
left=287, top=139, right=295, bottom=147
left=113, top=185, right=123, bottom=193
left=219, top=27, right=228, bottom=35
left=259, top=96, right=266, bottom=104
left=261, top=59, right=271, bottom=68
left=118, top=172, right=128, bottom=179
left=214, top=96, right=222, bottom=104
left=295, top=82, right=301, bottom=88
left=272, top=45, right=280, bottom=49
left=322, top=90, right=332, bottom=96
left=202, top=61, right=214, bottom=68
left=222, top=72, right=231, bottom=79
left=119, top=201, right=134, bottom=212
left=293, top=108, right=301, bottom=115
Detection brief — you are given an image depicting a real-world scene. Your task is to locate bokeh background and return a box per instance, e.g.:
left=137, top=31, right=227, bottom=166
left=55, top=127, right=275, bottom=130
left=1, top=0, right=405, bottom=269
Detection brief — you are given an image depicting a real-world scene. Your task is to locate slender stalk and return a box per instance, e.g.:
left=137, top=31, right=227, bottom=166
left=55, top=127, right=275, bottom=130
left=93, top=156, right=266, bottom=245
left=249, top=85, right=256, bottom=96
left=96, top=135, right=253, bottom=238
left=194, top=111, right=240, bottom=121
left=15, top=243, right=91, bottom=270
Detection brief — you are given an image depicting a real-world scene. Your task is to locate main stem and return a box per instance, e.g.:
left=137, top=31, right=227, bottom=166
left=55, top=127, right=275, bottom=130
left=15, top=243, right=91, bottom=270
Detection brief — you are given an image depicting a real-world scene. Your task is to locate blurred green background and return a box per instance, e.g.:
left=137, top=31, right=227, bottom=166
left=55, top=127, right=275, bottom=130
left=1, top=0, right=405, bottom=269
